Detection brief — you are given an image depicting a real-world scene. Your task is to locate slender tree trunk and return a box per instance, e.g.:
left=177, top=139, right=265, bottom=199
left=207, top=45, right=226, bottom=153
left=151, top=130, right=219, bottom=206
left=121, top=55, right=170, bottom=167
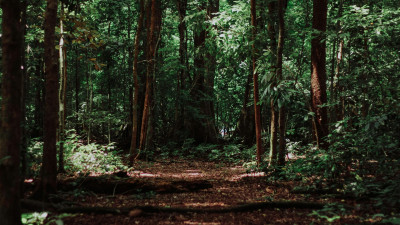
left=130, top=0, right=145, bottom=164
left=33, top=57, right=44, bottom=138
left=334, top=39, right=344, bottom=121
left=267, top=0, right=278, bottom=166
left=75, top=46, right=80, bottom=132
left=311, top=0, right=329, bottom=149
left=58, top=3, right=67, bottom=173
left=277, top=0, right=287, bottom=167
left=20, top=0, right=28, bottom=193
left=332, top=0, right=344, bottom=123
left=107, top=22, right=112, bottom=144
left=251, top=0, right=264, bottom=165
left=0, top=0, right=23, bottom=223
left=88, top=63, right=93, bottom=144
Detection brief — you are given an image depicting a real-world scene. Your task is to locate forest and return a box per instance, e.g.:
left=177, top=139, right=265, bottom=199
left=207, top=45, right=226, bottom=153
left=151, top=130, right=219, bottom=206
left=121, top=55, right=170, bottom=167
left=0, top=0, right=399, bottom=224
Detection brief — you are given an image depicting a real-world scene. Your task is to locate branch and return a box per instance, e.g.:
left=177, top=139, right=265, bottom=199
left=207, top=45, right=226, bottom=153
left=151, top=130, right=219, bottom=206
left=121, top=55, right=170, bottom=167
left=21, top=199, right=326, bottom=215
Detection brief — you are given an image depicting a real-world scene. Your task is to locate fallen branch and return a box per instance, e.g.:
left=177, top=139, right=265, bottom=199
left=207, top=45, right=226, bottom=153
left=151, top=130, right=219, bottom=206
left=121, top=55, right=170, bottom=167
left=60, top=176, right=212, bottom=194
left=21, top=199, right=326, bottom=215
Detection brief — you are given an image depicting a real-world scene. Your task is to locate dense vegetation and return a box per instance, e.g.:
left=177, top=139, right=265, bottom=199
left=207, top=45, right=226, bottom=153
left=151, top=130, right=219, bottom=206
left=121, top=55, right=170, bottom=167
left=0, top=0, right=399, bottom=224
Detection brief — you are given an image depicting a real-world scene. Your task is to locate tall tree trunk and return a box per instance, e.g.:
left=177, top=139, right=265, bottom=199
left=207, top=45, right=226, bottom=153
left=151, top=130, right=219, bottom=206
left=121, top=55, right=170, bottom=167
left=172, top=0, right=188, bottom=141
left=33, top=56, right=44, bottom=138
left=40, top=0, right=59, bottom=199
left=139, top=0, right=161, bottom=151
left=251, top=0, right=264, bottom=165
left=332, top=0, right=344, bottom=123
left=0, top=0, right=23, bottom=223
left=267, top=0, right=278, bottom=166
left=75, top=46, right=80, bottom=132
left=20, top=0, right=28, bottom=193
left=234, top=59, right=255, bottom=146
left=190, top=2, right=207, bottom=143
left=334, top=39, right=344, bottom=121
left=311, top=0, right=329, bottom=149
left=58, top=3, right=67, bottom=173
left=130, top=0, right=145, bottom=164
left=277, top=0, right=287, bottom=167
left=203, top=0, right=219, bottom=143
left=107, top=22, right=112, bottom=144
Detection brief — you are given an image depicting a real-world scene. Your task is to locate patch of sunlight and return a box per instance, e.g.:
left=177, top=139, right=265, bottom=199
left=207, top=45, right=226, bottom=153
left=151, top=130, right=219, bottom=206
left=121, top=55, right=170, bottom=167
left=184, top=222, right=221, bottom=225
left=184, top=202, right=227, bottom=207
left=229, top=172, right=265, bottom=181
left=130, top=171, right=159, bottom=177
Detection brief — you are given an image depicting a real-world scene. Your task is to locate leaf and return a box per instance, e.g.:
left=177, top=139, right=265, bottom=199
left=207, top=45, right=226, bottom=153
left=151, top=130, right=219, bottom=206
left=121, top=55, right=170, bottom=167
left=382, top=218, right=400, bottom=224
left=326, top=215, right=341, bottom=222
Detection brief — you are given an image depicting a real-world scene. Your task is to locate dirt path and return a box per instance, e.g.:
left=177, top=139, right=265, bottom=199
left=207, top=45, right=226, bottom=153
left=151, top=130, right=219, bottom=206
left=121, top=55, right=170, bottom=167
left=51, top=160, right=371, bottom=224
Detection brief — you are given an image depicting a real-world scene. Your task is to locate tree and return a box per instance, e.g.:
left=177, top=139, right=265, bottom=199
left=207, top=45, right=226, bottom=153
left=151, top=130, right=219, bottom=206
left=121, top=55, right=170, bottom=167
left=171, top=0, right=189, bottom=142
left=0, top=0, right=23, bottom=223
left=130, top=0, right=145, bottom=164
left=38, top=0, right=59, bottom=199
left=188, top=0, right=219, bottom=144
left=58, top=2, right=67, bottom=173
left=139, top=0, right=162, bottom=151
left=267, top=0, right=278, bottom=166
left=251, top=0, right=264, bottom=164
left=310, top=0, right=328, bottom=149
left=277, top=0, right=287, bottom=166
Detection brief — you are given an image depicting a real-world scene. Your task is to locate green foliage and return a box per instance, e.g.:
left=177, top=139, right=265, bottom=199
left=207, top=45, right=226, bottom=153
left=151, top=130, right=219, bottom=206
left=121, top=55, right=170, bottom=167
left=65, top=140, right=127, bottom=174
left=26, top=139, right=44, bottom=177
left=309, top=203, right=346, bottom=223
left=21, top=212, right=49, bottom=225
left=208, top=144, right=254, bottom=163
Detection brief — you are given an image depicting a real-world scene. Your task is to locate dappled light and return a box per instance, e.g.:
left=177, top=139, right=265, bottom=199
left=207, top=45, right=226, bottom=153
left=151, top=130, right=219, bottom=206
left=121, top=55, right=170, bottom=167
left=1, top=0, right=399, bottom=224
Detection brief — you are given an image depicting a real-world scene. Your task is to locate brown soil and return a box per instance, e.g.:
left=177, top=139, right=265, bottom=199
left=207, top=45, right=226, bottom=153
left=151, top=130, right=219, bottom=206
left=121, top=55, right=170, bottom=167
left=42, top=160, right=387, bottom=224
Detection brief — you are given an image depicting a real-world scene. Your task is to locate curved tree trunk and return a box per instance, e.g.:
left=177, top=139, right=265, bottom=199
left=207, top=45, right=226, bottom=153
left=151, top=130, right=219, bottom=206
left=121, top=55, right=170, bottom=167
left=0, top=0, right=23, bottom=223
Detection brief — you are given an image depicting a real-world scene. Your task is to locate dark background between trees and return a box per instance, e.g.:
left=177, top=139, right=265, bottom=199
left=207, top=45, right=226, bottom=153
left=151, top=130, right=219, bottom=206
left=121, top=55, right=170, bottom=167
left=1, top=0, right=399, bottom=224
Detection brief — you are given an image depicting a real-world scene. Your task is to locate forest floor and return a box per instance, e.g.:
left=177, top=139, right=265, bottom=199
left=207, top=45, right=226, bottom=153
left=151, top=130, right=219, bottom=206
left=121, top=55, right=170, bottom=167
left=33, top=159, right=396, bottom=225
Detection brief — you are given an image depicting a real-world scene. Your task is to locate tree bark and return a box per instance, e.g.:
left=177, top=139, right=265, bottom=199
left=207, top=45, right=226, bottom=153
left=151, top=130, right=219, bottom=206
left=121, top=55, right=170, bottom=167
left=75, top=46, right=80, bottom=132
left=20, top=0, right=28, bottom=193
left=277, top=0, right=287, bottom=167
left=234, top=60, right=255, bottom=146
left=204, top=0, right=219, bottom=143
left=0, top=0, right=23, bottom=223
left=38, top=0, right=59, bottom=199
left=58, top=3, right=67, bottom=173
left=130, top=0, right=145, bottom=164
left=139, top=0, right=161, bottom=151
left=267, top=0, right=278, bottom=166
left=171, top=0, right=189, bottom=142
left=311, top=0, right=329, bottom=149
left=251, top=0, right=264, bottom=164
